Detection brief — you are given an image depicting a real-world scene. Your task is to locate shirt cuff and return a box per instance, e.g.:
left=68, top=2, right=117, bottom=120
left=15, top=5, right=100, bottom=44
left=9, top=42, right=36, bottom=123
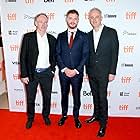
left=61, top=67, right=67, bottom=73
left=74, top=69, right=79, bottom=74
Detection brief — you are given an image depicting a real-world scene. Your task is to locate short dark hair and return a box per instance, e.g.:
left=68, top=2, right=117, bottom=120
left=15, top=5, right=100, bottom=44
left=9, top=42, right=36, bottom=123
left=66, top=9, right=79, bottom=17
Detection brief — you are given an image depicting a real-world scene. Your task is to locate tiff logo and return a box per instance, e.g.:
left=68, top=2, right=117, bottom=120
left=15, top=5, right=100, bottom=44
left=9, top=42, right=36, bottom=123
left=121, top=76, right=131, bottom=84
left=47, top=12, right=55, bottom=20
left=16, top=100, right=24, bottom=106
left=126, top=12, right=136, bottom=20
left=64, top=0, right=74, bottom=3
left=83, top=104, right=93, bottom=110
left=7, top=13, right=16, bottom=21
left=44, top=0, right=54, bottom=2
left=13, top=74, right=20, bottom=80
left=10, top=44, right=19, bottom=51
left=119, top=104, right=128, bottom=110
left=107, top=91, right=111, bottom=97
left=25, top=0, right=34, bottom=4
left=138, top=92, right=140, bottom=97
left=51, top=102, right=57, bottom=108
left=123, top=45, right=134, bottom=53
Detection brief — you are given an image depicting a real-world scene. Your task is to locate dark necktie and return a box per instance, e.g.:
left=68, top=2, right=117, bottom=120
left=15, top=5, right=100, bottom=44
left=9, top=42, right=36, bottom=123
left=69, top=32, right=74, bottom=48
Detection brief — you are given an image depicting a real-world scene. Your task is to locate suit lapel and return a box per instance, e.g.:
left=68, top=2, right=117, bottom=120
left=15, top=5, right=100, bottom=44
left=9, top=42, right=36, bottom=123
left=89, top=30, right=96, bottom=53
left=33, top=31, right=39, bottom=53
left=96, top=26, right=106, bottom=53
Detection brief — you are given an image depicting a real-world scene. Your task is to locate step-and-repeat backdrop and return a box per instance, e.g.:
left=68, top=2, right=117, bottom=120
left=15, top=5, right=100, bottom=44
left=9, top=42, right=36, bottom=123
left=1, top=0, right=140, bottom=117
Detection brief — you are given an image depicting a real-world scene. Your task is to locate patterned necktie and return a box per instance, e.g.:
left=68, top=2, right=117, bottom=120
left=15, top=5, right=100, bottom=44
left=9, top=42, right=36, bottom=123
left=69, top=32, right=74, bottom=48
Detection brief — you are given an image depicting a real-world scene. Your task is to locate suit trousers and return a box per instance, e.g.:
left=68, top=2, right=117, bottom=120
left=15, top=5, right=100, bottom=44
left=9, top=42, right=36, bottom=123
left=59, top=72, right=83, bottom=119
left=89, top=75, right=109, bottom=127
left=25, top=68, right=54, bottom=121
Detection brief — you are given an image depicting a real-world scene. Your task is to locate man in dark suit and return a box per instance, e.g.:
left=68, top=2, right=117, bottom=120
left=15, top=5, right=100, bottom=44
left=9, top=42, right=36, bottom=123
left=20, top=13, right=56, bottom=129
left=85, top=8, right=119, bottom=137
left=56, top=9, right=89, bottom=128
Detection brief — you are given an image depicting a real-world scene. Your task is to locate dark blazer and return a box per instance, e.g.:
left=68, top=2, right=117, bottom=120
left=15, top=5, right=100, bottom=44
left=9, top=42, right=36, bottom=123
left=86, top=26, right=119, bottom=77
left=20, top=31, right=56, bottom=80
left=56, top=29, right=89, bottom=73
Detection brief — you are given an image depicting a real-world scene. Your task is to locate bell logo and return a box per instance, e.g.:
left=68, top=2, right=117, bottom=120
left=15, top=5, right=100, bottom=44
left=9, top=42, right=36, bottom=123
left=126, top=12, right=136, bottom=20
left=64, top=0, right=74, bottom=3
left=25, top=0, right=34, bottom=4
left=16, top=100, right=24, bottom=106
left=7, top=13, right=16, bottom=21
left=121, top=76, right=131, bottom=84
left=83, top=104, right=93, bottom=110
left=124, top=45, right=134, bottom=53
left=119, top=105, right=128, bottom=110
left=10, top=44, right=19, bottom=51
left=13, top=74, right=20, bottom=80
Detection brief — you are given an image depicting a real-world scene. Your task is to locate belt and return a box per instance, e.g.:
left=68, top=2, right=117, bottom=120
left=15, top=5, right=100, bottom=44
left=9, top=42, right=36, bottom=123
left=35, top=68, right=48, bottom=73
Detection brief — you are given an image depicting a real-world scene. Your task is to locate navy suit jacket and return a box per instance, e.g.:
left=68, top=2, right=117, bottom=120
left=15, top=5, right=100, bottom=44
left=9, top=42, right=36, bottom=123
left=86, top=26, right=119, bottom=77
left=56, top=29, right=89, bottom=73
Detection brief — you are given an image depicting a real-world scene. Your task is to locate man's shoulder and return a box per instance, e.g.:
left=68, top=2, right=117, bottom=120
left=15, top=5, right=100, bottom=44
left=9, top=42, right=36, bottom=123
left=24, top=31, right=35, bottom=37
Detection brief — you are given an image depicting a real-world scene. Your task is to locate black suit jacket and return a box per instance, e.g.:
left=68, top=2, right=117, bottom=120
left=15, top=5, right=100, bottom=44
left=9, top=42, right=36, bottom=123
left=86, top=26, right=119, bottom=77
left=20, top=31, right=56, bottom=81
left=56, top=29, right=89, bottom=73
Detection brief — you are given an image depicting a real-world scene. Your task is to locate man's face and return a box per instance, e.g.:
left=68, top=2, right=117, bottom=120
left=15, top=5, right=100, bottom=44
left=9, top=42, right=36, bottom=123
left=35, top=15, right=48, bottom=33
left=89, top=10, right=102, bottom=29
left=66, top=13, right=79, bottom=29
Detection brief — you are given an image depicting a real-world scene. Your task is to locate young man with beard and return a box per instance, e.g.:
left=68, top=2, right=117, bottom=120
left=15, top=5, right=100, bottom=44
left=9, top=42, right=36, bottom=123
left=56, top=9, right=89, bottom=128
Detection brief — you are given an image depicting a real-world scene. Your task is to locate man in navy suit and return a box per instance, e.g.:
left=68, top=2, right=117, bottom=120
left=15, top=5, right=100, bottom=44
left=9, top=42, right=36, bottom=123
left=85, top=8, right=119, bottom=137
left=56, top=9, right=89, bottom=128
left=20, top=13, right=56, bottom=129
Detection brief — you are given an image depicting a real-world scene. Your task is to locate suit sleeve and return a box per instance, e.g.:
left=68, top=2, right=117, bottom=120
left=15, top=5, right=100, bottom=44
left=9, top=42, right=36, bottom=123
left=76, top=33, right=89, bottom=73
left=20, top=34, right=28, bottom=78
left=55, top=34, right=66, bottom=70
left=110, top=29, right=119, bottom=75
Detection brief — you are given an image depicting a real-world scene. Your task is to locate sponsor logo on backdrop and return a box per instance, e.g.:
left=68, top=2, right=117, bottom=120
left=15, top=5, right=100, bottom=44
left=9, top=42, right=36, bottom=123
left=121, top=63, right=133, bottom=67
left=138, top=92, right=140, bottom=97
left=14, top=88, right=23, bottom=92
left=44, top=0, right=55, bottom=2
left=24, top=14, right=34, bottom=20
left=123, top=45, right=134, bottom=53
left=121, top=76, right=132, bottom=84
left=85, top=12, right=88, bottom=20
left=104, top=14, right=117, bottom=18
left=16, top=100, right=24, bottom=106
left=123, top=30, right=136, bottom=36
left=52, top=91, right=58, bottom=94
left=8, top=30, right=18, bottom=35
left=126, top=11, right=136, bottom=20
left=51, top=102, right=57, bottom=109
left=105, top=0, right=116, bottom=3
left=25, top=0, right=35, bottom=4
left=5, top=0, right=16, bottom=2
left=10, top=44, right=19, bottom=51
left=64, top=0, right=74, bottom=3
left=83, top=104, right=93, bottom=110
left=84, top=0, right=95, bottom=1
left=136, top=107, right=140, bottom=110
left=108, top=91, right=111, bottom=97
left=120, top=92, right=130, bottom=97
left=12, top=61, right=20, bottom=65
left=47, top=12, right=55, bottom=20
left=119, top=104, right=128, bottom=110
left=7, top=13, right=16, bottom=21
left=83, top=91, right=92, bottom=96
left=35, top=103, right=40, bottom=106
left=13, top=74, right=20, bottom=80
